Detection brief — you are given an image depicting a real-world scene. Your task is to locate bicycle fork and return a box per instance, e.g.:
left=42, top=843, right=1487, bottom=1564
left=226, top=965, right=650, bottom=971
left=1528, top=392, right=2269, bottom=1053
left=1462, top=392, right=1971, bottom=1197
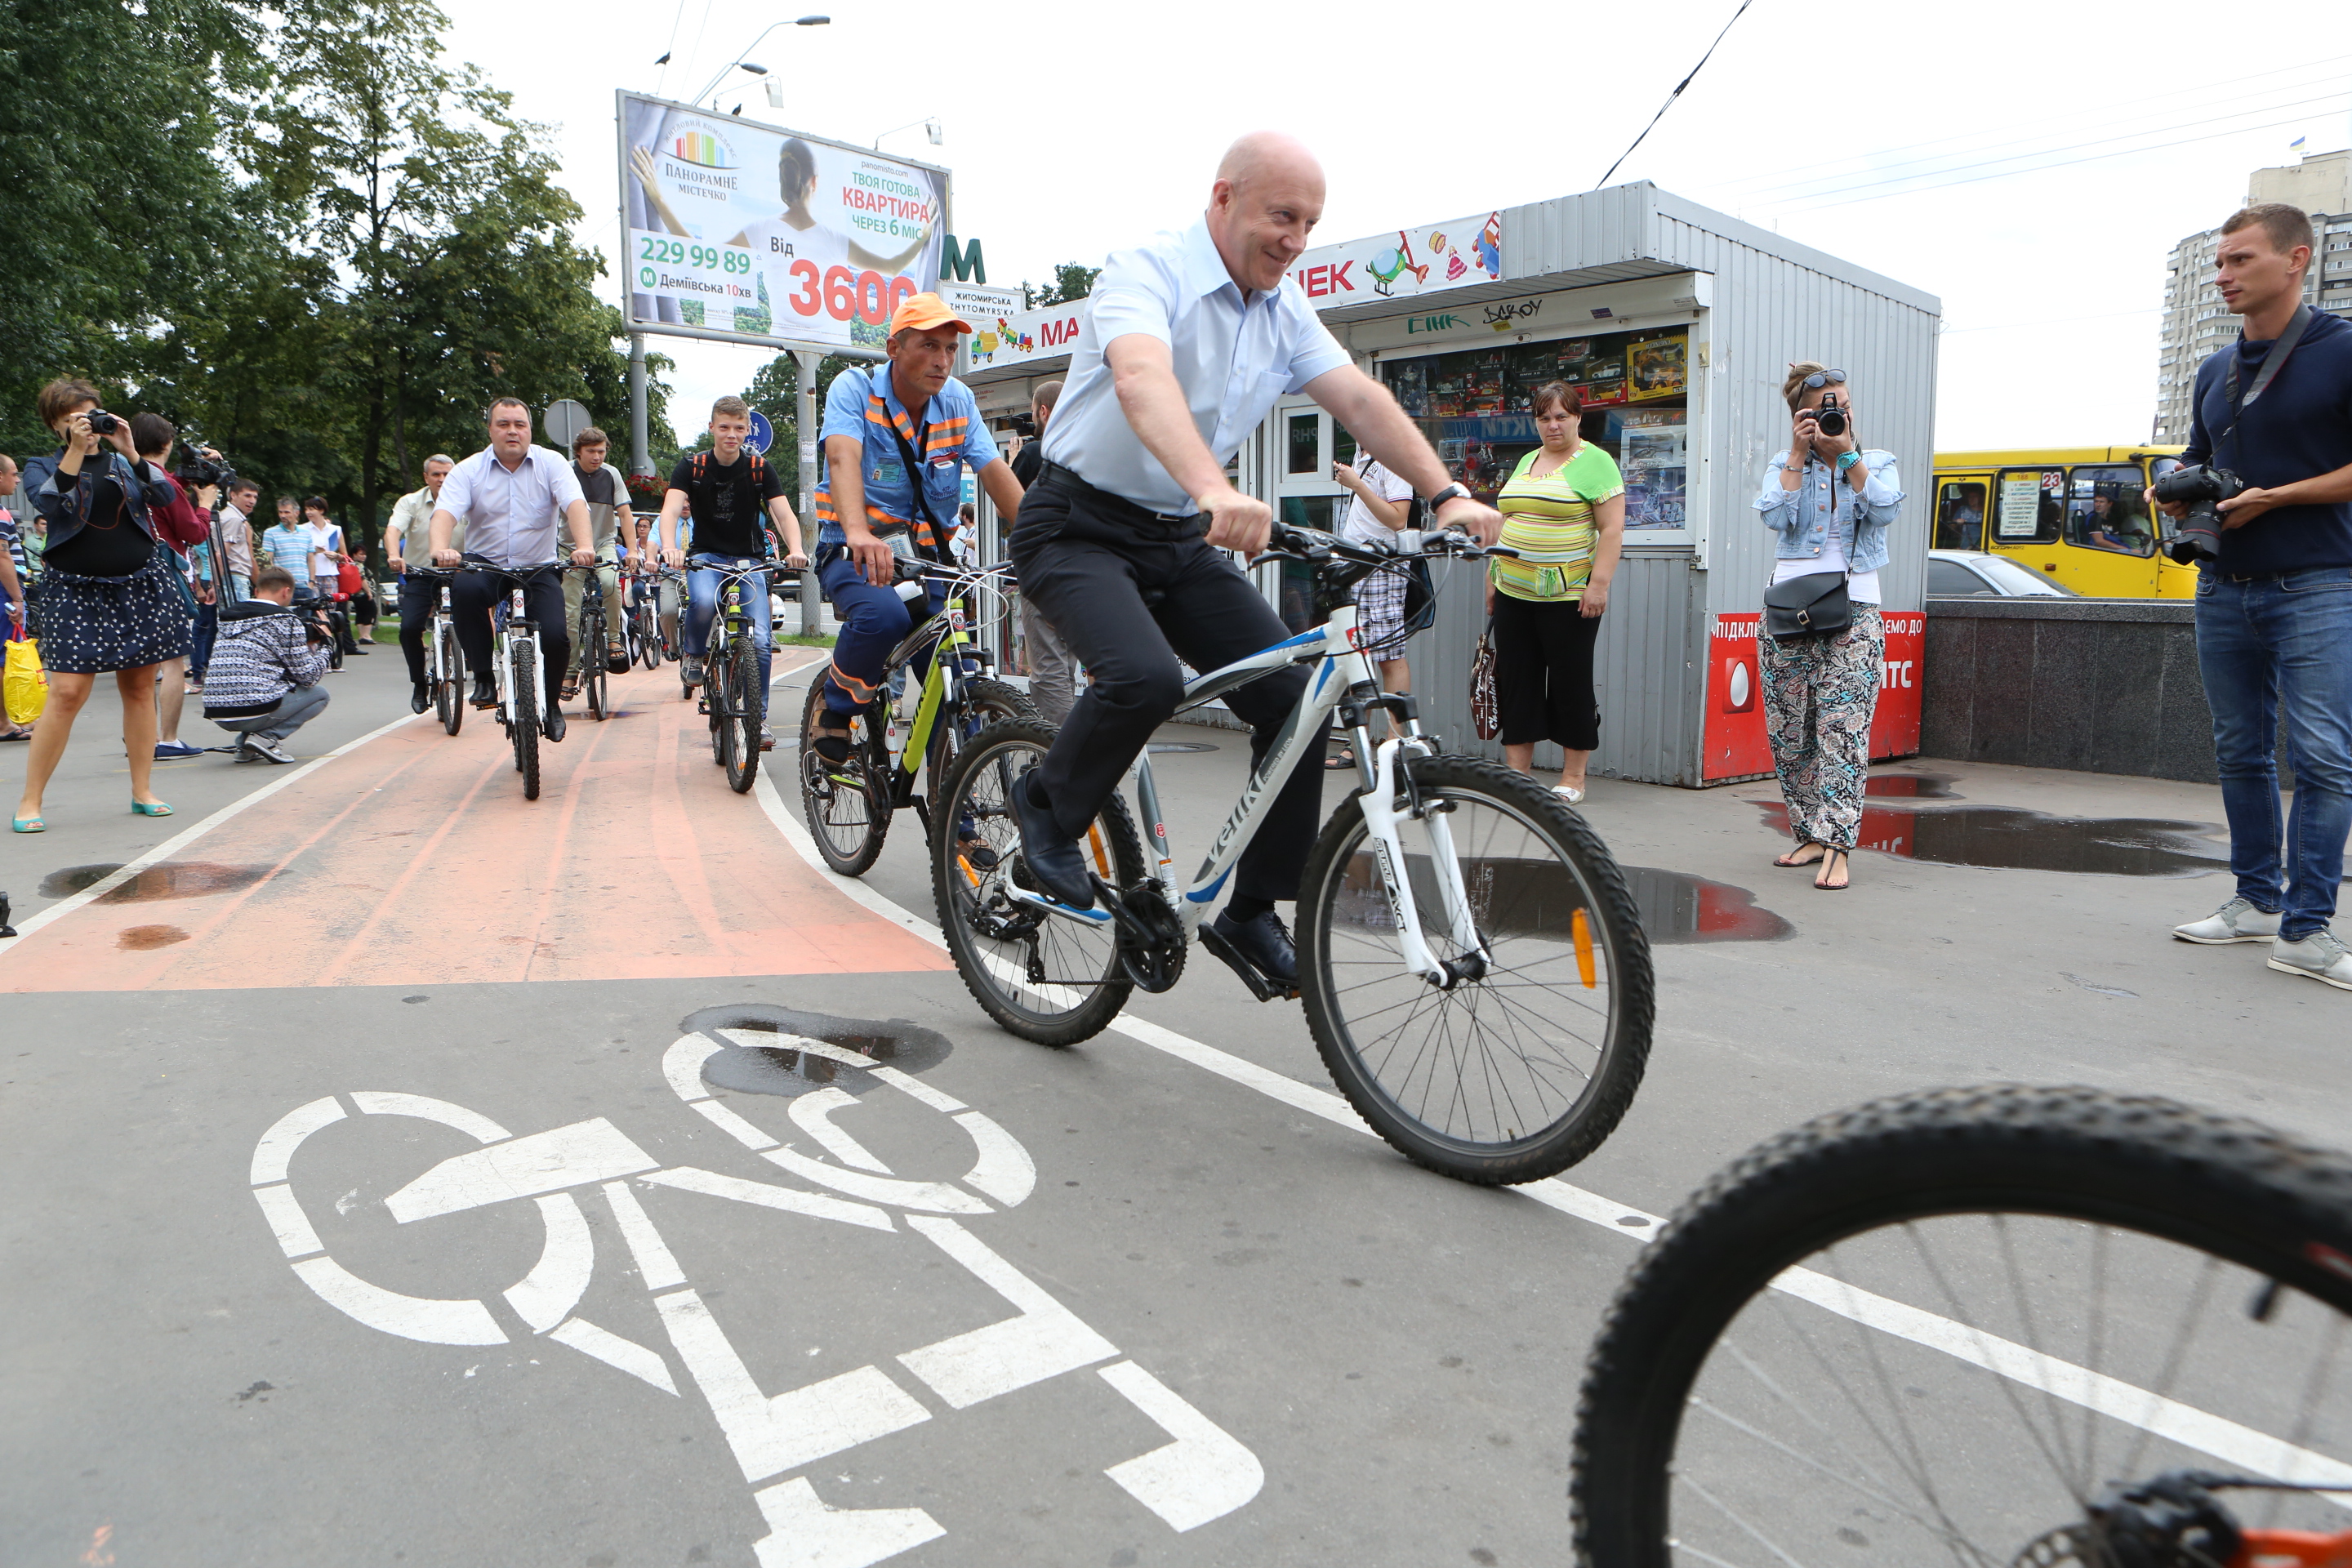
left=1354, top=738, right=1486, bottom=987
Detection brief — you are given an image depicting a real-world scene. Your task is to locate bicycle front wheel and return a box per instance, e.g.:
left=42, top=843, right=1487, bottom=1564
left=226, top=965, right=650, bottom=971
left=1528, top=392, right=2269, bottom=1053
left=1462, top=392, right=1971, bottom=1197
left=932, top=718, right=1143, bottom=1046
left=434, top=625, right=461, bottom=736
left=581, top=604, right=608, bottom=722
left=1297, top=753, right=1651, bottom=1184
left=722, top=635, right=762, bottom=795
left=924, top=675, right=1036, bottom=820
left=1573, top=1086, right=2352, bottom=1568
left=510, top=642, right=541, bottom=801
left=799, top=678, right=889, bottom=875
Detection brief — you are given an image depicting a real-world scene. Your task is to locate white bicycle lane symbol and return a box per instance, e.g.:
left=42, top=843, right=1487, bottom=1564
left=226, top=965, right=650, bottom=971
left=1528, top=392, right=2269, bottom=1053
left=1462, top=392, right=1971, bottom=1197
left=247, top=1027, right=1263, bottom=1568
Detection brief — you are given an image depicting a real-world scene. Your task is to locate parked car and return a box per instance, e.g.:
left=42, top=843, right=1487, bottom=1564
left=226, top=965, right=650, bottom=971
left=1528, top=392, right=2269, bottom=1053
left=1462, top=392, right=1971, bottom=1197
left=1925, top=550, right=2078, bottom=598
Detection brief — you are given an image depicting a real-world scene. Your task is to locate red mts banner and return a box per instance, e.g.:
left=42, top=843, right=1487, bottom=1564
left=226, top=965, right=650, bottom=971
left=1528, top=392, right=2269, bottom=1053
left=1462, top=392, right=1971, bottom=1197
left=1702, top=611, right=1922, bottom=782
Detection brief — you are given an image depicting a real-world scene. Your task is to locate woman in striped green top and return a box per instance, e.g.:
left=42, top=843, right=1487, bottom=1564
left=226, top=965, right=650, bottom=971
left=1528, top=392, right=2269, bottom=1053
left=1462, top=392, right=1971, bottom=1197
left=1487, top=382, right=1625, bottom=804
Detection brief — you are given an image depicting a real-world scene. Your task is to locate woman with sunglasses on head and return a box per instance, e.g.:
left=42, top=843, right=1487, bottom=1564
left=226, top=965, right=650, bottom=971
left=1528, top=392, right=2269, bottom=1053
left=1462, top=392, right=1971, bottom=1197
left=1754, top=363, right=1904, bottom=891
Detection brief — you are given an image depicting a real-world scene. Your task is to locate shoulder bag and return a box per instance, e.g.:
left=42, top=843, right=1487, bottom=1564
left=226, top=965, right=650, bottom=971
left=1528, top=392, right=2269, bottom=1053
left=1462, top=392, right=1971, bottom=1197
left=1762, top=461, right=1852, bottom=640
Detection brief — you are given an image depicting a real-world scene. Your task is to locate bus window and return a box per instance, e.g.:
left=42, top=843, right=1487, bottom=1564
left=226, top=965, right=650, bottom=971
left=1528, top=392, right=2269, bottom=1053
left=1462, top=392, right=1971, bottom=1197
left=1994, top=469, right=2064, bottom=546
left=2066, top=465, right=2155, bottom=557
left=1936, top=482, right=1987, bottom=549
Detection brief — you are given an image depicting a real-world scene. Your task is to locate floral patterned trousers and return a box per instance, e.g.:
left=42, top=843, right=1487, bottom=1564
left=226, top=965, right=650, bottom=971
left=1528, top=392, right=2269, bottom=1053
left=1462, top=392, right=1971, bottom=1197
left=1759, top=607, right=1883, bottom=852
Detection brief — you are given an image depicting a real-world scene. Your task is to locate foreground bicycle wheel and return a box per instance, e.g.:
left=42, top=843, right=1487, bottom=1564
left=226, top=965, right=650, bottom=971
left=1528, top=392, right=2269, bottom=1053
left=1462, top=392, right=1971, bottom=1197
left=932, top=718, right=1145, bottom=1046
left=800, top=679, right=889, bottom=875
left=1573, top=1085, right=2352, bottom=1567
left=510, top=643, right=541, bottom=801
left=721, top=636, right=761, bottom=795
left=433, top=626, right=461, bottom=736
left=1297, top=754, right=1650, bottom=1184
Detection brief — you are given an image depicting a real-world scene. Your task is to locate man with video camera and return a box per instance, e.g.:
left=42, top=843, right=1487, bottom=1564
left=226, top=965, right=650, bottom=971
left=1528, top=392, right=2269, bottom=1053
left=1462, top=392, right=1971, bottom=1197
left=2157, top=203, right=2352, bottom=992
left=203, top=565, right=333, bottom=763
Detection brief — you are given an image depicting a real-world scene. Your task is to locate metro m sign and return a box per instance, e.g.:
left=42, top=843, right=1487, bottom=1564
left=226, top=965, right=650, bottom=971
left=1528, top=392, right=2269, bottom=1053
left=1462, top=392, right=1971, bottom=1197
left=1289, top=261, right=1357, bottom=300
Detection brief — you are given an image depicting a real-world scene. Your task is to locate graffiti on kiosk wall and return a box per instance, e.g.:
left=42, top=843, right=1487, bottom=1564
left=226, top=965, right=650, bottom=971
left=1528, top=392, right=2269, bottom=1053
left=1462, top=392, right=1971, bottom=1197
left=1703, top=612, right=1925, bottom=780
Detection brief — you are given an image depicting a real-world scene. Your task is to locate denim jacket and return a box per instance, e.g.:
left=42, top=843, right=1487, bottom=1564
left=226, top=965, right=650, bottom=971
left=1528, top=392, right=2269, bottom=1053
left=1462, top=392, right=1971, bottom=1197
left=24, top=447, right=173, bottom=555
left=1753, top=449, right=1903, bottom=572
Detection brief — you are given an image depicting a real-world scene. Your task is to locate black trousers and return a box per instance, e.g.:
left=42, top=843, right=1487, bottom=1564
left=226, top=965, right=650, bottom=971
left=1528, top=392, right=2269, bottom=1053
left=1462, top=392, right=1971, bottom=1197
left=398, top=575, right=438, bottom=688
left=451, top=565, right=568, bottom=688
left=1491, top=591, right=1601, bottom=751
left=1010, top=470, right=1318, bottom=905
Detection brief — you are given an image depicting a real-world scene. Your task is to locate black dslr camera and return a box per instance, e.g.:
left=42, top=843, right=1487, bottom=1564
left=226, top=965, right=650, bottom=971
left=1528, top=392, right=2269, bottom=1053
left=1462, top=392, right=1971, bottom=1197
left=176, top=430, right=234, bottom=491
left=1008, top=412, right=1037, bottom=439
left=1811, top=393, right=1849, bottom=438
left=85, top=410, right=123, bottom=435
left=2153, top=464, right=2246, bottom=564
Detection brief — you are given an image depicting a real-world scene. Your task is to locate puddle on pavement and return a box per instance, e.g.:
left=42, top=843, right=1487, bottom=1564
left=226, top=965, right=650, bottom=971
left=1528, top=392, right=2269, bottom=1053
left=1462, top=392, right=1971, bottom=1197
left=1758, top=803, right=2228, bottom=876
left=117, top=924, right=190, bottom=951
left=1337, top=853, right=1792, bottom=945
left=41, top=861, right=270, bottom=902
left=683, top=1002, right=952, bottom=1098
left=1864, top=772, right=1960, bottom=800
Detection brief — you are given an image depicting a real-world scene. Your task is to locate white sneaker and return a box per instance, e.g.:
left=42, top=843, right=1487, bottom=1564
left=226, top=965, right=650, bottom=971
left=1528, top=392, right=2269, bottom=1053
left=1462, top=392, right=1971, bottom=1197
left=2270, top=929, right=2352, bottom=991
left=241, top=735, right=296, bottom=764
left=2172, top=897, right=2282, bottom=945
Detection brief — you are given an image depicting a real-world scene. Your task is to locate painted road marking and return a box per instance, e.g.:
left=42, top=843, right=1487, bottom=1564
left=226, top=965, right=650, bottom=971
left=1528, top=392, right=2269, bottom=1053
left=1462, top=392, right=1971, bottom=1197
left=255, top=1031, right=1266, bottom=1564
left=747, top=755, right=2352, bottom=1502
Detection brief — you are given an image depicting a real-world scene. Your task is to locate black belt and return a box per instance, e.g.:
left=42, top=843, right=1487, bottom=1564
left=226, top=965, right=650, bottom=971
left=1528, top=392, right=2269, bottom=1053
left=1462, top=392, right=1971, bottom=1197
left=1037, top=461, right=1200, bottom=528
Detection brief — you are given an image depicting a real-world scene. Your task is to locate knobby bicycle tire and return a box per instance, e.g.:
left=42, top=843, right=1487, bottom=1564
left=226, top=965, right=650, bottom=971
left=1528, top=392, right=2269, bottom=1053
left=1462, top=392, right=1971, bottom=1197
left=581, top=598, right=608, bottom=722
left=1570, top=1085, right=2352, bottom=1568
left=510, top=642, right=541, bottom=802
left=1297, top=753, right=1652, bottom=1185
left=434, top=624, right=461, bottom=736
left=724, top=635, right=762, bottom=795
left=923, top=675, right=1037, bottom=826
left=800, top=677, right=889, bottom=876
left=931, top=717, right=1146, bottom=1047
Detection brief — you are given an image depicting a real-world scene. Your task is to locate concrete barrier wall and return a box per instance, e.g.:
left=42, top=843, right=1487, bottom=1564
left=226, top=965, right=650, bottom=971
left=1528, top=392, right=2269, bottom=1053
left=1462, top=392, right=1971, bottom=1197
left=1922, top=598, right=2225, bottom=785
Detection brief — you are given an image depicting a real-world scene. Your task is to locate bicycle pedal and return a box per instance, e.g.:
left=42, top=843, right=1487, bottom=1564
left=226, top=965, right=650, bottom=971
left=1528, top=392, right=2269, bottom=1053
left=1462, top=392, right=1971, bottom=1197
left=1196, top=923, right=1289, bottom=1004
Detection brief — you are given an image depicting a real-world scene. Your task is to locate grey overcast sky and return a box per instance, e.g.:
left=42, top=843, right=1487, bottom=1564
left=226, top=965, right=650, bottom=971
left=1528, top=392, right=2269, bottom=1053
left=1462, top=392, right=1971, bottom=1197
left=442, top=0, right=2352, bottom=453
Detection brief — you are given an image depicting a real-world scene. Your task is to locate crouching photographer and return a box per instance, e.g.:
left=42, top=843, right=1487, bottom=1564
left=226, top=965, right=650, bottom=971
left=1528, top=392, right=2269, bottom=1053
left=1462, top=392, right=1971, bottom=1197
left=2155, top=203, right=2352, bottom=991
left=203, top=566, right=332, bottom=764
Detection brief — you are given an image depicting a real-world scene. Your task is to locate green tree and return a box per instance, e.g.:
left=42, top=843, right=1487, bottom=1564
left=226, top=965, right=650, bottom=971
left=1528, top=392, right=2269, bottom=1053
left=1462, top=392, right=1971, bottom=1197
left=1025, top=262, right=1100, bottom=310
left=737, top=352, right=857, bottom=497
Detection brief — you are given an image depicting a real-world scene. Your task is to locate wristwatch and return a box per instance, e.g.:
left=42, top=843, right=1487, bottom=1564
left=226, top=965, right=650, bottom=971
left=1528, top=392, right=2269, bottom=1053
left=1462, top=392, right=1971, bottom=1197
left=1836, top=450, right=1863, bottom=473
left=1428, top=482, right=1472, bottom=512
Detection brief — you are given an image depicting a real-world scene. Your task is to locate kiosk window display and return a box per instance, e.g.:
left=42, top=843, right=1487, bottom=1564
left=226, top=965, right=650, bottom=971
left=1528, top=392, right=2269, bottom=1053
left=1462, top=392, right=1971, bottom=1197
left=1379, top=326, right=1690, bottom=533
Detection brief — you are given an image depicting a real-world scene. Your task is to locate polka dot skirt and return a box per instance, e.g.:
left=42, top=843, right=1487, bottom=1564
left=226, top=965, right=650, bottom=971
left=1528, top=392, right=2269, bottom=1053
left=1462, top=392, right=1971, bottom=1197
left=36, top=543, right=195, bottom=674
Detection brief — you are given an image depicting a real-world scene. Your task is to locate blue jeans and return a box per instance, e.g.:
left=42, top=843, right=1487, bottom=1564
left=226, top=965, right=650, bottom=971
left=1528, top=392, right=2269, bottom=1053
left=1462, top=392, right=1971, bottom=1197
left=684, top=553, right=773, bottom=689
left=818, top=551, right=944, bottom=720
left=2195, top=565, right=2352, bottom=939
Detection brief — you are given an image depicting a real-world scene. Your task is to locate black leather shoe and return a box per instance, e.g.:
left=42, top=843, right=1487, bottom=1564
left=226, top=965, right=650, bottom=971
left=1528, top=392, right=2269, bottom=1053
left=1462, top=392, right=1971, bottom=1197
left=1011, top=771, right=1094, bottom=909
left=1208, top=909, right=1298, bottom=990
left=542, top=704, right=567, bottom=743
left=470, top=677, right=497, bottom=708
left=409, top=682, right=430, bottom=715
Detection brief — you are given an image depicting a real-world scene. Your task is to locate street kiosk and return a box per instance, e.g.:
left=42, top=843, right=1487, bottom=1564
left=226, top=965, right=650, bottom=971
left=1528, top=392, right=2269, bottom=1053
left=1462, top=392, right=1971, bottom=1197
left=962, top=180, right=1940, bottom=786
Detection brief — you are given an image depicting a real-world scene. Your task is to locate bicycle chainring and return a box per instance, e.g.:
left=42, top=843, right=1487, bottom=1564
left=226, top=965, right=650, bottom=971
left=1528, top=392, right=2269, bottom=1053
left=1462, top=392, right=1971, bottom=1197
left=1115, top=882, right=1186, bottom=993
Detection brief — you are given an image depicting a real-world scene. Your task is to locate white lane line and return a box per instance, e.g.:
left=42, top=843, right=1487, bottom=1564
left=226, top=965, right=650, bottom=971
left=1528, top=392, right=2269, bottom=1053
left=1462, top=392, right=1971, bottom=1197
left=1098, top=1360, right=1266, bottom=1533
left=0, top=708, right=427, bottom=951
left=895, top=1216, right=1119, bottom=1410
left=752, top=783, right=2352, bottom=1491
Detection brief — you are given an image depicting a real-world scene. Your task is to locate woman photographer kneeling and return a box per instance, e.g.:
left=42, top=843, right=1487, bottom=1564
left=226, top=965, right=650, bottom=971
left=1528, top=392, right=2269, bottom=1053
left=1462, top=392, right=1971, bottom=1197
left=12, top=378, right=190, bottom=832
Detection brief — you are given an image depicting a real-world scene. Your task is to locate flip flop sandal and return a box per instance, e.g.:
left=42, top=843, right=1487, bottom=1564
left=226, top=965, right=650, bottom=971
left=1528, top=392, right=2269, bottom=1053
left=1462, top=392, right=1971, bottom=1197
left=1325, top=747, right=1356, bottom=770
left=1774, top=844, right=1827, bottom=868
left=1813, top=850, right=1851, bottom=891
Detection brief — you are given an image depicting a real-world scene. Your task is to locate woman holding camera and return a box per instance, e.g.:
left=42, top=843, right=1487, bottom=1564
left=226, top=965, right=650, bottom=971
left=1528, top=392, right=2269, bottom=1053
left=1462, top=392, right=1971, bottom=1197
left=1753, top=363, right=1904, bottom=891
left=11, top=378, right=190, bottom=831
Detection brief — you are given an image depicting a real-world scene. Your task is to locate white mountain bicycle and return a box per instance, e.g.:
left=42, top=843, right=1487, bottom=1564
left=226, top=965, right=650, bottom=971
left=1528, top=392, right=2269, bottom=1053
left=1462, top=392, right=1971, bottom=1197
left=929, top=523, right=1655, bottom=1187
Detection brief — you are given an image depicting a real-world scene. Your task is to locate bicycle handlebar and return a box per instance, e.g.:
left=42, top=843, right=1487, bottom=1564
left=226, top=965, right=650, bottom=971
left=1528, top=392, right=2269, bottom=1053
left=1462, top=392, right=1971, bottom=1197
left=1262, top=521, right=1517, bottom=564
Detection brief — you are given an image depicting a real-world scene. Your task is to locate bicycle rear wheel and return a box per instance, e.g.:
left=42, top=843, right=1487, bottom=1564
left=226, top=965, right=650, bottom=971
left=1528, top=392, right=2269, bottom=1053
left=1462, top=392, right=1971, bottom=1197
left=510, top=641, right=541, bottom=801
left=722, top=635, right=761, bottom=795
left=931, top=718, right=1143, bottom=1046
left=799, top=678, right=889, bottom=875
left=1573, top=1085, right=2352, bottom=1568
left=1297, top=753, right=1650, bottom=1184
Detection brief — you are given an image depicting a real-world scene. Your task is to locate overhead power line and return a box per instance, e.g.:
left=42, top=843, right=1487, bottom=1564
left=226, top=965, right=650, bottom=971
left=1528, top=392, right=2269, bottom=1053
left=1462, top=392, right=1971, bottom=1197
left=1593, top=0, right=1760, bottom=190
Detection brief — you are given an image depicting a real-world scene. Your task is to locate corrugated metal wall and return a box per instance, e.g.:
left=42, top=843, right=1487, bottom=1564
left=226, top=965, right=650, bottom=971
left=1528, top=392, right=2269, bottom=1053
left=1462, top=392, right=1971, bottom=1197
left=1410, top=184, right=1940, bottom=786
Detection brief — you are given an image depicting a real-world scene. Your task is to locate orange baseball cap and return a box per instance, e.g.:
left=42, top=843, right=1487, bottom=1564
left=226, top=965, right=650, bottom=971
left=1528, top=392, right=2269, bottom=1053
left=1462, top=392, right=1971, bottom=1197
left=889, top=292, right=973, bottom=336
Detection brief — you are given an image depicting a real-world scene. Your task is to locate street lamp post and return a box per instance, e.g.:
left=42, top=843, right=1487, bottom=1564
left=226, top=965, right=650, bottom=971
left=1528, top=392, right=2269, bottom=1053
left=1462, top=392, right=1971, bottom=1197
left=873, top=118, right=942, bottom=151
left=688, top=15, right=829, bottom=107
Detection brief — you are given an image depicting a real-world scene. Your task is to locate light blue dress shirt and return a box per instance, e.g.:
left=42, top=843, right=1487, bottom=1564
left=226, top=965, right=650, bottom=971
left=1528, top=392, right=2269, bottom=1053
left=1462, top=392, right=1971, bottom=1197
left=1040, top=218, right=1352, bottom=516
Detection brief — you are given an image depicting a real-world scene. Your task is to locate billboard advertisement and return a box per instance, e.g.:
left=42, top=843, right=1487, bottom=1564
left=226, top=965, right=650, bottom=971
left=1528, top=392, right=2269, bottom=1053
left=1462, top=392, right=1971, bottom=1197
left=1284, top=212, right=1504, bottom=305
left=618, top=91, right=949, bottom=354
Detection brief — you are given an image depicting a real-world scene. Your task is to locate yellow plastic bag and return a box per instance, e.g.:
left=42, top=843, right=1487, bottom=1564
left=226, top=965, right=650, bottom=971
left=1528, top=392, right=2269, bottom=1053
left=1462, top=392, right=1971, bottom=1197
left=5, top=630, right=46, bottom=725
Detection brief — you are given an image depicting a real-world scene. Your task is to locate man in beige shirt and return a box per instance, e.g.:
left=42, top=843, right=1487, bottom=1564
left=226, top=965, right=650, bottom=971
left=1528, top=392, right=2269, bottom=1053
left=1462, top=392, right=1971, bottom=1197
left=382, top=455, right=457, bottom=712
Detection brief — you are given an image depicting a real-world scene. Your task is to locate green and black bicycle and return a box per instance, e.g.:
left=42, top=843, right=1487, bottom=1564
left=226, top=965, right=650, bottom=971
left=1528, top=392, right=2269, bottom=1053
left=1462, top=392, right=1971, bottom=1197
left=799, top=558, right=1034, bottom=877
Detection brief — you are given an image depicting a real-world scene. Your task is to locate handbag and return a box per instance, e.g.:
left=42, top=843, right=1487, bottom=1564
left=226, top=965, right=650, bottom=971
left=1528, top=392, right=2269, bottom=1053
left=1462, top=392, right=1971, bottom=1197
left=1470, top=616, right=1500, bottom=741
left=1762, top=571, right=1851, bottom=639
left=4, top=616, right=46, bottom=726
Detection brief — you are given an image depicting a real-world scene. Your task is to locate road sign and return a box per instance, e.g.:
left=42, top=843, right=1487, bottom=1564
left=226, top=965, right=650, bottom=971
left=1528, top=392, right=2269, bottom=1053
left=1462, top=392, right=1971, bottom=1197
left=746, top=410, right=774, bottom=455
left=544, top=399, right=594, bottom=451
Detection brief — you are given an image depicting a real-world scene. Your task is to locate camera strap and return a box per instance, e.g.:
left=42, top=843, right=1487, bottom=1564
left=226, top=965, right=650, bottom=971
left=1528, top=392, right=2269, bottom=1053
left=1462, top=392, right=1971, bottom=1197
left=2215, top=303, right=2311, bottom=465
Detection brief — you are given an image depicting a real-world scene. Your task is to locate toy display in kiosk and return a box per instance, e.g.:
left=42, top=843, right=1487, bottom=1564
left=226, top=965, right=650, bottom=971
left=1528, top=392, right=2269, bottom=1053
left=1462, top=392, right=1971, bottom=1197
left=1381, top=327, right=1689, bottom=508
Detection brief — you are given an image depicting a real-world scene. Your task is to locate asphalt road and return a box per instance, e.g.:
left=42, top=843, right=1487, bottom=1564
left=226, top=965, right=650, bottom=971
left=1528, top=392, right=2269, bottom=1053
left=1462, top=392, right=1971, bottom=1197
left=5, top=639, right=2349, bottom=1566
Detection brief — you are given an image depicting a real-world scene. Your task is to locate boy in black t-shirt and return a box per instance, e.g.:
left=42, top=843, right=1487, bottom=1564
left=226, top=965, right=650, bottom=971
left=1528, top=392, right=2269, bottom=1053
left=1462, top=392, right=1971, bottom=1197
left=653, top=397, right=807, bottom=742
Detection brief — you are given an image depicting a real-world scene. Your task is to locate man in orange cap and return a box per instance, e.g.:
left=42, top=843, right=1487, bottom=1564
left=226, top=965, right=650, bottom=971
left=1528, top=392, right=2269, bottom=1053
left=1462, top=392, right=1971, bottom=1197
left=809, top=292, right=1024, bottom=763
